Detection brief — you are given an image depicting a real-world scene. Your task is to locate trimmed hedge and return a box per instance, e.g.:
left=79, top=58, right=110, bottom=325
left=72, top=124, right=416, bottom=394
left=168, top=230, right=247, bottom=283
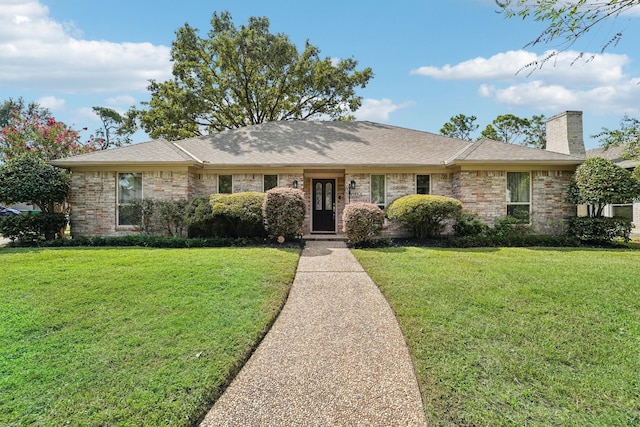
left=262, top=188, right=305, bottom=240
left=210, top=192, right=266, bottom=238
left=568, top=216, right=633, bottom=243
left=342, top=202, right=385, bottom=245
left=0, top=213, right=67, bottom=244
left=386, top=194, right=462, bottom=239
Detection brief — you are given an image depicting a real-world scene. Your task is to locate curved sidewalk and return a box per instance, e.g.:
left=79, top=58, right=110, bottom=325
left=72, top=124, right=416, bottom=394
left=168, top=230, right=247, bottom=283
left=200, top=241, right=426, bottom=426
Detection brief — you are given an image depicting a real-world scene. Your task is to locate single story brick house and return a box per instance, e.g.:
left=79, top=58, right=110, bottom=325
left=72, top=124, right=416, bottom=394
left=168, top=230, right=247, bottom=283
left=586, top=144, right=640, bottom=229
left=52, top=111, right=586, bottom=237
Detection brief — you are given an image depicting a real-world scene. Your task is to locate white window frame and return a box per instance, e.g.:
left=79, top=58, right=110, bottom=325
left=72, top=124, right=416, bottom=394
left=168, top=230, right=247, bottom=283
left=117, top=172, right=142, bottom=226
left=263, top=174, right=278, bottom=192
left=506, top=171, right=531, bottom=222
left=370, top=174, right=386, bottom=209
left=218, top=174, right=233, bottom=194
left=416, top=174, right=430, bottom=195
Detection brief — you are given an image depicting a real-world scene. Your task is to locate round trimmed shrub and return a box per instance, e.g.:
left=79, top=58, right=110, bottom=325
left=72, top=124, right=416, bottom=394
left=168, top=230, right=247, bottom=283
left=342, top=202, right=385, bottom=245
left=210, top=192, right=266, bottom=237
left=386, top=194, right=462, bottom=239
left=262, top=188, right=305, bottom=240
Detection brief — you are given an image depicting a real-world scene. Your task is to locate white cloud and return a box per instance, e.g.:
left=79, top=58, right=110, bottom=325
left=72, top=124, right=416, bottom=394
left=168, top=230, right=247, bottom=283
left=0, top=1, right=171, bottom=93
left=37, top=95, right=65, bottom=110
left=106, top=95, right=137, bottom=107
left=355, top=98, right=413, bottom=122
left=411, top=50, right=629, bottom=86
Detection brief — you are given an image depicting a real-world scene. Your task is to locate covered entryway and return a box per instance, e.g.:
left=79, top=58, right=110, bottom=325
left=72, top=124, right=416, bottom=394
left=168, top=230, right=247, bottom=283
left=312, top=179, right=336, bottom=233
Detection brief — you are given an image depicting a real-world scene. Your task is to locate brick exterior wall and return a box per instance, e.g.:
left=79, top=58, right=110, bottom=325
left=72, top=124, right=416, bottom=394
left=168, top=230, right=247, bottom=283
left=70, top=168, right=577, bottom=237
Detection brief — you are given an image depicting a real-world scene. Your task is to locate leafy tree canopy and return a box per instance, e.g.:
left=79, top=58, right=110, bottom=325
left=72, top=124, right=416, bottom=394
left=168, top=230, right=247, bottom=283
left=136, top=11, right=374, bottom=140
left=497, top=0, right=640, bottom=70
left=593, top=114, right=640, bottom=166
left=440, top=113, right=546, bottom=148
left=0, top=110, right=97, bottom=162
left=0, top=154, right=70, bottom=213
left=439, top=114, right=478, bottom=141
left=567, top=157, right=640, bottom=217
left=0, top=97, right=50, bottom=128
left=90, top=106, right=135, bottom=150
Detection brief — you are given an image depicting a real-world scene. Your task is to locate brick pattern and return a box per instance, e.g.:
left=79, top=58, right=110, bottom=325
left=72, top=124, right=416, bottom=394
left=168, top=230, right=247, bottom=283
left=70, top=169, right=577, bottom=237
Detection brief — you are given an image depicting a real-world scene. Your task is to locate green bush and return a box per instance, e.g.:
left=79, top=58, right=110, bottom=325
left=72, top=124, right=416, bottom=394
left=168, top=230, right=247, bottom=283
left=119, top=199, right=155, bottom=233
left=386, top=194, right=462, bottom=239
left=262, top=188, right=305, bottom=240
left=442, top=234, right=581, bottom=248
left=489, top=215, right=532, bottom=237
left=453, top=212, right=490, bottom=237
left=568, top=216, right=633, bottom=243
left=152, top=199, right=187, bottom=237
left=210, top=192, right=266, bottom=238
left=184, top=195, right=219, bottom=237
left=0, top=213, right=67, bottom=244
left=342, top=202, right=385, bottom=245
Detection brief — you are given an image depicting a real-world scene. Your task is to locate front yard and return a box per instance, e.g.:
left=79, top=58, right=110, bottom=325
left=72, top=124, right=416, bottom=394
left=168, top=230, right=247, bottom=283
left=352, top=247, right=640, bottom=426
left=0, top=247, right=299, bottom=426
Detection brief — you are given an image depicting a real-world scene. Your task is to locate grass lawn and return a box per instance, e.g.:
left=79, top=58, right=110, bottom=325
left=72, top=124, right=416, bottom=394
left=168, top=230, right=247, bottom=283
left=0, top=247, right=299, bottom=426
left=353, top=247, right=640, bottom=426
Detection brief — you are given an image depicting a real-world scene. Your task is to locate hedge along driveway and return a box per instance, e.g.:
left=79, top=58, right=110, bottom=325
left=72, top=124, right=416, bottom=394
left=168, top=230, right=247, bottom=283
left=0, top=247, right=299, bottom=426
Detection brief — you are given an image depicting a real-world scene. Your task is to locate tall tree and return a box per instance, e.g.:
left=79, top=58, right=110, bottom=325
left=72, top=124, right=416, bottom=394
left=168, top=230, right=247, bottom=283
left=91, top=106, right=135, bottom=150
left=0, top=110, right=97, bottom=162
left=0, top=97, right=50, bottom=128
left=480, top=114, right=534, bottom=145
left=439, top=114, right=478, bottom=141
left=137, top=11, right=374, bottom=140
left=497, top=0, right=640, bottom=70
left=593, top=114, right=640, bottom=164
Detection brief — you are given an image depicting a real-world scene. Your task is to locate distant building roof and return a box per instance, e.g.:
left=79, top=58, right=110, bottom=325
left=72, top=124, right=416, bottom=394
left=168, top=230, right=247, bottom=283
left=52, top=120, right=585, bottom=168
left=587, top=144, right=640, bottom=170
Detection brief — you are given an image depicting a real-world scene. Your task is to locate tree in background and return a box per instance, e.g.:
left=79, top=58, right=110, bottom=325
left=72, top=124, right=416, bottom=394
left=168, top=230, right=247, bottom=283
left=0, top=110, right=97, bottom=162
left=0, top=97, right=51, bottom=128
left=440, top=113, right=546, bottom=148
left=91, top=106, right=135, bottom=150
left=593, top=114, right=640, bottom=169
left=135, top=11, right=374, bottom=140
left=497, top=0, right=640, bottom=70
left=439, top=114, right=478, bottom=141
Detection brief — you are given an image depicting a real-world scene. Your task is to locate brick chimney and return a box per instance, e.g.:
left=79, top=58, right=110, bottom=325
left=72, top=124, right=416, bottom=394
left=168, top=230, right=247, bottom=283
left=545, top=111, right=586, bottom=158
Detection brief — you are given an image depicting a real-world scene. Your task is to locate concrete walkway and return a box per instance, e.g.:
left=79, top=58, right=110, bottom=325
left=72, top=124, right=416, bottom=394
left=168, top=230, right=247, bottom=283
left=200, top=240, right=426, bottom=426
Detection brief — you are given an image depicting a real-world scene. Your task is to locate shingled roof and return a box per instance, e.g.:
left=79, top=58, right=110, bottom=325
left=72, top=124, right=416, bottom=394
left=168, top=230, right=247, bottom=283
left=52, top=121, right=584, bottom=168
left=587, top=144, right=639, bottom=170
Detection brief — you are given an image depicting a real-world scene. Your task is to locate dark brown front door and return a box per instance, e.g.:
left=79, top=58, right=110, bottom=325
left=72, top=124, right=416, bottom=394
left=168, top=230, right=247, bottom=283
left=312, top=179, right=336, bottom=232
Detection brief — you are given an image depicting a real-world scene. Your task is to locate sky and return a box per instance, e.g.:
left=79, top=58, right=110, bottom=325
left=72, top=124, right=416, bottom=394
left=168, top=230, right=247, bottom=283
left=1, top=0, right=640, bottom=149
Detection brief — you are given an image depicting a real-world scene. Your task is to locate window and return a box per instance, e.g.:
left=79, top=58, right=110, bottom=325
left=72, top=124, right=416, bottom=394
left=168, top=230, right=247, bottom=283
left=416, top=175, right=430, bottom=194
left=218, top=175, right=232, bottom=193
left=506, top=172, right=530, bottom=221
left=371, top=175, right=385, bottom=209
left=264, top=174, right=278, bottom=191
left=612, top=204, right=633, bottom=221
left=117, top=173, right=142, bottom=226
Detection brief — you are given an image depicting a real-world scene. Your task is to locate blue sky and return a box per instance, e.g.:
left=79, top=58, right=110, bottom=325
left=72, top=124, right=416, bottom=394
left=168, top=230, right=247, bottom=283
left=2, top=0, right=640, bottom=149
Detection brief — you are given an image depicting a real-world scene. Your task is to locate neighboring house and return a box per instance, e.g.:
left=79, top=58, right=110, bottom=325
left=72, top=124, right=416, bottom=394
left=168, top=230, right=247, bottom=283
left=587, top=144, right=640, bottom=229
left=51, top=111, right=586, bottom=237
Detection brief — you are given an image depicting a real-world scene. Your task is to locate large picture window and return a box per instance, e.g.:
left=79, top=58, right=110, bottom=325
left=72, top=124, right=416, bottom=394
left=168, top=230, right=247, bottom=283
left=264, top=174, right=278, bottom=191
left=117, top=173, right=142, bottom=226
left=371, top=175, right=385, bottom=209
left=506, top=172, right=530, bottom=221
left=218, top=175, right=232, bottom=193
left=416, top=175, right=430, bottom=194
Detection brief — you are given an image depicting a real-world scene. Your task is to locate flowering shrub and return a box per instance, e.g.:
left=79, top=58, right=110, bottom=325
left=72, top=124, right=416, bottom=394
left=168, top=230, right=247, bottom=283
left=342, top=202, right=385, bottom=245
left=0, top=111, right=97, bottom=162
left=262, top=188, right=305, bottom=240
left=386, top=194, right=462, bottom=239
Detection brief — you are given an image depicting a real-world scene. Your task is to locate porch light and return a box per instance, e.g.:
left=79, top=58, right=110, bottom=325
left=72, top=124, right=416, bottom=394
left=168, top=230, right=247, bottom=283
left=293, top=180, right=298, bottom=188
left=349, top=180, right=356, bottom=189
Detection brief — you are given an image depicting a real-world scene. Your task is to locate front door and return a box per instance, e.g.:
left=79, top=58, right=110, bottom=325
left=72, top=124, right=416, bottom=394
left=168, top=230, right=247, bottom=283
left=312, top=179, right=336, bottom=232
